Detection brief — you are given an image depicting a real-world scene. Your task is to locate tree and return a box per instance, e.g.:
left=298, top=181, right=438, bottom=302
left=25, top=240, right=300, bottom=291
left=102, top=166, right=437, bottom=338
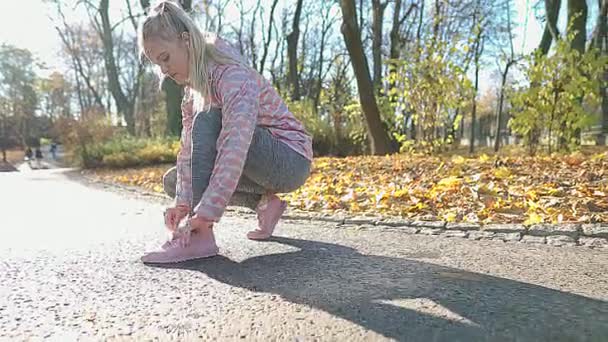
left=0, top=45, right=39, bottom=148
left=567, top=0, right=588, bottom=54
left=467, top=0, right=491, bottom=154
left=311, top=2, right=339, bottom=113
left=287, top=0, right=304, bottom=100
left=388, top=0, right=418, bottom=102
left=50, top=1, right=107, bottom=117
left=38, top=72, right=72, bottom=123
left=0, top=97, right=8, bottom=162
left=339, top=0, right=394, bottom=155
left=91, top=0, right=141, bottom=135
left=595, top=0, right=608, bottom=144
left=391, top=40, right=472, bottom=152
left=538, top=0, right=562, bottom=55
left=258, top=0, right=279, bottom=73
left=494, top=0, right=518, bottom=152
left=509, top=33, right=607, bottom=153
left=371, top=0, right=389, bottom=92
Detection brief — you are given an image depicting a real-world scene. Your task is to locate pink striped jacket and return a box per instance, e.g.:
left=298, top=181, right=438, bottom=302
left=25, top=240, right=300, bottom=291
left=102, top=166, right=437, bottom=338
left=175, top=36, right=313, bottom=222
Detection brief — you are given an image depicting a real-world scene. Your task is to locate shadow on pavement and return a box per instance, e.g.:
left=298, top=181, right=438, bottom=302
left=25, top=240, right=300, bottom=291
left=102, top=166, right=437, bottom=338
left=151, top=237, right=608, bottom=341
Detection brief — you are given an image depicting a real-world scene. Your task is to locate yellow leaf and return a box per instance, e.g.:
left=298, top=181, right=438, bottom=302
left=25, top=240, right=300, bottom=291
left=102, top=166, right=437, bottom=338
left=452, top=155, right=466, bottom=164
left=393, top=188, right=409, bottom=199
left=479, top=154, right=490, bottom=162
left=444, top=212, right=457, bottom=222
left=437, top=176, right=462, bottom=188
left=524, top=212, right=543, bottom=225
left=494, top=167, right=511, bottom=179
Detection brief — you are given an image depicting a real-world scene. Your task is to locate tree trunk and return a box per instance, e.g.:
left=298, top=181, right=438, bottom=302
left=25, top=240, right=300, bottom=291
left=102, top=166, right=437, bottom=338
left=595, top=0, right=607, bottom=144
left=339, top=0, right=394, bottom=155
left=494, top=62, right=512, bottom=152
left=470, top=35, right=484, bottom=154
left=0, top=114, right=6, bottom=162
left=259, top=0, right=279, bottom=73
left=313, top=5, right=333, bottom=114
left=566, top=0, right=588, bottom=145
left=249, top=1, right=261, bottom=69
left=602, top=69, right=608, bottom=144
left=287, top=0, right=304, bottom=100
left=389, top=0, right=403, bottom=104
left=163, top=82, right=184, bottom=136
left=359, top=0, right=364, bottom=32
left=539, top=0, right=562, bottom=54
left=388, top=2, right=416, bottom=98
left=372, top=0, right=388, bottom=92
left=494, top=0, right=515, bottom=152
left=568, top=0, right=588, bottom=54
left=99, top=0, right=135, bottom=135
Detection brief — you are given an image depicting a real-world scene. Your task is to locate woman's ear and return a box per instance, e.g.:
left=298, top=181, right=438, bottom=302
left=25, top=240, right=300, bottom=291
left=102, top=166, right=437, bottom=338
left=181, top=31, right=190, bottom=46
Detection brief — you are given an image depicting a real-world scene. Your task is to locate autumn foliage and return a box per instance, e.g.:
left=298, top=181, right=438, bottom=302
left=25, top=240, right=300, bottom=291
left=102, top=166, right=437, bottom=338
left=87, top=149, right=608, bottom=224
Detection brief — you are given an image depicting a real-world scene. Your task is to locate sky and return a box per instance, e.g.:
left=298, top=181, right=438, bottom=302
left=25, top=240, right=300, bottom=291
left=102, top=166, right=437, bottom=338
left=0, top=0, right=580, bottom=89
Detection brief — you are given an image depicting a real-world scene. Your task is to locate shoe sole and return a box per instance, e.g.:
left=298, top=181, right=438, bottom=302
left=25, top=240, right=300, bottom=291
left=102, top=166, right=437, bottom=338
left=141, top=249, right=219, bottom=264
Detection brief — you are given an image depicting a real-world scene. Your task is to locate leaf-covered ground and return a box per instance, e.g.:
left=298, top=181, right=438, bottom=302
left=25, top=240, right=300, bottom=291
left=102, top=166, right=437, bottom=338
left=85, top=150, right=608, bottom=224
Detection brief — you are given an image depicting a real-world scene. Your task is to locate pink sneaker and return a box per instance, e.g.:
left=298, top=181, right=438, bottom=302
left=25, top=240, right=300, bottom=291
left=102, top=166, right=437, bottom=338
left=247, top=194, right=287, bottom=240
left=141, top=228, right=219, bottom=264
left=161, top=223, right=214, bottom=250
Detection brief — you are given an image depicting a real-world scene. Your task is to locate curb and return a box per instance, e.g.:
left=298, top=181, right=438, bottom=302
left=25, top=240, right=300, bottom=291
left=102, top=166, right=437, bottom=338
left=281, top=212, right=608, bottom=250
left=79, top=173, right=608, bottom=250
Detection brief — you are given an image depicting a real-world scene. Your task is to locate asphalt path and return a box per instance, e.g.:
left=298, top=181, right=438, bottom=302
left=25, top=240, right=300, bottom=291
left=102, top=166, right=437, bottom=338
left=1, top=168, right=607, bottom=341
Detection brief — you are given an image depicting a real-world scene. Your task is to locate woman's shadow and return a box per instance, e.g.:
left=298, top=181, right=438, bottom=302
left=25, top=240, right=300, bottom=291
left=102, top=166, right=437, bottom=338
left=151, top=237, right=608, bottom=341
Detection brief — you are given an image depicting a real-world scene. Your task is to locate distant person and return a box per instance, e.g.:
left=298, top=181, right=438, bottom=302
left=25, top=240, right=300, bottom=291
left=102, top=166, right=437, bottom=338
left=137, top=1, right=312, bottom=263
left=50, top=142, right=57, bottom=160
left=35, top=147, right=43, bottom=169
left=24, top=147, right=33, bottom=160
left=24, top=147, right=33, bottom=167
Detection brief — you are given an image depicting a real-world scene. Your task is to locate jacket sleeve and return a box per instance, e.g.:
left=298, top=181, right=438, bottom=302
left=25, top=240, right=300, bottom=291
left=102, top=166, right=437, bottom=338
left=174, top=88, right=194, bottom=208
left=193, top=65, right=259, bottom=221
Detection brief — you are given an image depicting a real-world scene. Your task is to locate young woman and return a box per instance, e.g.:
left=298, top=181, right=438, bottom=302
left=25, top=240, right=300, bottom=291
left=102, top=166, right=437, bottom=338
left=138, top=1, right=313, bottom=263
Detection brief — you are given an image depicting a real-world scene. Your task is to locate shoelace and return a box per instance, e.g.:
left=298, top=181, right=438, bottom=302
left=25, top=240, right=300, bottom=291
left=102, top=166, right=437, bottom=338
left=168, top=219, right=192, bottom=247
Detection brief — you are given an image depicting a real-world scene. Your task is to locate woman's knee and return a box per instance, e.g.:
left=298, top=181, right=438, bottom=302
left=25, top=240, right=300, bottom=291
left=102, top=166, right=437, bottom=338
left=162, top=167, right=177, bottom=198
left=276, top=159, right=311, bottom=193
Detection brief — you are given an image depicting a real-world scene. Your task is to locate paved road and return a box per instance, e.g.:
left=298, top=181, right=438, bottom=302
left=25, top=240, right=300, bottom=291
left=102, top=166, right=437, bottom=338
left=1, top=168, right=607, bottom=341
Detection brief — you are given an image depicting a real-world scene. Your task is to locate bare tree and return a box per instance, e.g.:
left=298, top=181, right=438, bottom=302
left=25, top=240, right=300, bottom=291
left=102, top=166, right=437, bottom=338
left=269, top=11, right=286, bottom=90
left=389, top=1, right=417, bottom=77
left=248, top=0, right=262, bottom=69
left=313, top=2, right=339, bottom=113
left=50, top=0, right=106, bottom=117
left=258, top=0, right=280, bottom=73
left=94, top=0, right=145, bottom=135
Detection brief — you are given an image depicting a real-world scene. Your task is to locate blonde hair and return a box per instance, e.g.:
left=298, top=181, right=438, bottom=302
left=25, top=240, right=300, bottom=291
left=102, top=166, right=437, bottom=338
left=138, top=0, right=242, bottom=110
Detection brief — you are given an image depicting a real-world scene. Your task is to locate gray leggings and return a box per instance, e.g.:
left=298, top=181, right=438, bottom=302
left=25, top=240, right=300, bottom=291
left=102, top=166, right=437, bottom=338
left=163, top=108, right=311, bottom=210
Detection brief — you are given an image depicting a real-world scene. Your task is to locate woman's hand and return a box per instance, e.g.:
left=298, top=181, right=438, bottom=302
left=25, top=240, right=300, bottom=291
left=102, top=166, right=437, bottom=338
left=163, top=205, right=190, bottom=231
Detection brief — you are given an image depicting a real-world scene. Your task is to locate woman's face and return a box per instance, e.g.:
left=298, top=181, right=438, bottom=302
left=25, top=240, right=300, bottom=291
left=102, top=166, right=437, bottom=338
left=144, top=35, right=190, bottom=85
